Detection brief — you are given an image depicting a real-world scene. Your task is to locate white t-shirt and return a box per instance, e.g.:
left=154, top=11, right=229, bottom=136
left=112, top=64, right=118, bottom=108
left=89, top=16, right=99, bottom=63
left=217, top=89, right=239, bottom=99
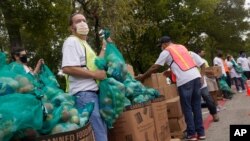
left=227, top=61, right=241, bottom=78
left=62, top=36, right=98, bottom=95
left=237, top=57, right=250, bottom=71
left=200, top=58, right=208, bottom=89
left=213, top=57, right=226, bottom=76
left=155, top=50, right=203, bottom=87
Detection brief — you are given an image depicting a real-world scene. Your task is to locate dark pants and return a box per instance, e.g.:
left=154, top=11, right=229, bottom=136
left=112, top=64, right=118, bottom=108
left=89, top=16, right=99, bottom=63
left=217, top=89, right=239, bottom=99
left=178, top=78, right=205, bottom=136
left=226, top=72, right=231, bottom=88
left=200, top=87, right=217, bottom=115
left=244, top=71, right=250, bottom=80
left=232, top=77, right=245, bottom=91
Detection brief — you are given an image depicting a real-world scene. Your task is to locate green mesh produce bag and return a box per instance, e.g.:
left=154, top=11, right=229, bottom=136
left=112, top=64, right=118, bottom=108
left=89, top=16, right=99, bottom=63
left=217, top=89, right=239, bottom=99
left=98, top=78, right=127, bottom=128
left=95, top=29, right=160, bottom=128
left=0, top=52, right=94, bottom=139
left=0, top=52, right=7, bottom=69
left=124, top=74, right=160, bottom=103
left=39, top=65, right=60, bottom=87
left=0, top=93, right=43, bottom=141
left=218, top=76, right=234, bottom=94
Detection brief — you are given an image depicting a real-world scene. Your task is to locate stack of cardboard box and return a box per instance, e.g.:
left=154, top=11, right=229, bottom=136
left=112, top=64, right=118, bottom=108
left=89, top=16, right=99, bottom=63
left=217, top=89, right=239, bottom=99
left=109, top=66, right=185, bottom=141
left=109, top=102, right=157, bottom=141
left=143, top=73, right=186, bottom=139
left=109, top=66, right=171, bottom=141
left=166, top=97, right=186, bottom=138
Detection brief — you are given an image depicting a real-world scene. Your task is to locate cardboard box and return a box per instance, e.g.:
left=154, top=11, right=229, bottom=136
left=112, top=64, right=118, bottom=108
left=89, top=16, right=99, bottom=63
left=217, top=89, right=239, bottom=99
left=143, top=73, right=169, bottom=89
left=37, top=122, right=95, bottom=141
left=109, top=102, right=157, bottom=141
left=170, top=139, right=181, bottom=141
left=157, top=73, right=168, bottom=87
left=163, top=84, right=179, bottom=99
left=151, top=96, right=171, bottom=141
left=156, top=87, right=165, bottom=96
left=168, top=116, right=186, bottom=133
left=143, top=74, right=159, bottom=88
left=205, top=66, right=222, bottom=78
left=126, top=64, right=135, bottom=77
left=170, top=131, right=184, bottom=139
left=166, top=96, right=183, bottom=118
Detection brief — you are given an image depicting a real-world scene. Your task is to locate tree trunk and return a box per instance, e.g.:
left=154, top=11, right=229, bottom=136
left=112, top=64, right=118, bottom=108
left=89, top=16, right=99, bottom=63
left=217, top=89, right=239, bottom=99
left=0, top=0, right=22, bottom=49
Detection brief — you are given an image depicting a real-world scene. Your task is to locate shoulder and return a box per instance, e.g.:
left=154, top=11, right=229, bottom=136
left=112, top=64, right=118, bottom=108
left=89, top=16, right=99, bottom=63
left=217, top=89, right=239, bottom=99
left=64, top=36, right=79, bottom=45
left=160, top=50, right=170, bottom=56
left=63, top=36, right=82, bottom=51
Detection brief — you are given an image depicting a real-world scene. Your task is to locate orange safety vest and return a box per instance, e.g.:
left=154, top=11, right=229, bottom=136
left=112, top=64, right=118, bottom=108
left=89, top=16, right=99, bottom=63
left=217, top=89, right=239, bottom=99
left=223, top=60, right=229, bottom=73
left=166, top=44, right=196, bottom=71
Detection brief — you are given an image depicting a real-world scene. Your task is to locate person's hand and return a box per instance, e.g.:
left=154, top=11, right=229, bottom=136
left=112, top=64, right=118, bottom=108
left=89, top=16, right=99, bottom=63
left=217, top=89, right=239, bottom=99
left=106, top=37, right=113, bottom=43
left=101, top=39, right=107, bottom=51
left=94, top=70, right=106, bottom=80
left=37, top=59, right=44, bottom=67
left=135, top=74, right=144, bottom=82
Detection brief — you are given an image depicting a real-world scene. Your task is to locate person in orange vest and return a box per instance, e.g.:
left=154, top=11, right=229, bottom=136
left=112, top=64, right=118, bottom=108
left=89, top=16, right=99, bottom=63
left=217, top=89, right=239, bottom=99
left=224, top=57, right=231, bottom=88
left=136, top=36, right=206, bottom=141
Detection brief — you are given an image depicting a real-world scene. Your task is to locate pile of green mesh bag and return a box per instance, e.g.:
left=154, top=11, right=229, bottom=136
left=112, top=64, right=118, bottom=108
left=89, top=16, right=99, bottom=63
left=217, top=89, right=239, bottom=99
left=0, top=52, right=93, bottom=141
left=95, top=30, right=160, bottom=128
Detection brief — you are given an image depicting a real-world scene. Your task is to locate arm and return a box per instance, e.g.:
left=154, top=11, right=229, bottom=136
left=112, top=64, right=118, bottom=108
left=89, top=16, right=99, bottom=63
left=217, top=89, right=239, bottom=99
left=200, top=63, right=206, bottom=78
left=98, top=37, right=112, bottom=57
left=135, top=64, right=161, bottom=81
left=99, top=39, right=106, bottom=57
left=33, top=59, right=44, bottom=74
left=62, top=66, right=106, bottom=80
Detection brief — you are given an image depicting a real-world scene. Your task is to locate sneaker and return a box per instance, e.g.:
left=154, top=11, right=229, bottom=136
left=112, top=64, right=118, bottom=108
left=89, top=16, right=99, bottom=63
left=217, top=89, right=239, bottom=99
left=217, top=106, right=220, bottom=112
left=197, top=135, right=206, bottom=140
left=238, top=90, right=243, bottom=93
left=212, top=114, right=219, bottom=122
left=185, top=135, right=197, bottom=141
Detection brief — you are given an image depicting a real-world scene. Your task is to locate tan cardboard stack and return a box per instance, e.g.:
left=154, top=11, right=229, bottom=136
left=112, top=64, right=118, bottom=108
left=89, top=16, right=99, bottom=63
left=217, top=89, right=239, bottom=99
left=143, top=73, right=186, bottom=139
left=151, top=96, right=171, bottom=141
left=109, top=102, right=157, bottom=141
left=109, top=66, right=171, bottom=141
left=166, top=97, right=186, bottom=138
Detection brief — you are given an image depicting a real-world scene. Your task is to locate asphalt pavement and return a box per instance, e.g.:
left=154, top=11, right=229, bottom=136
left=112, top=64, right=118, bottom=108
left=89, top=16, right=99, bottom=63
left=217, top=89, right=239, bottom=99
left=204, top=91, right=250, bottom=141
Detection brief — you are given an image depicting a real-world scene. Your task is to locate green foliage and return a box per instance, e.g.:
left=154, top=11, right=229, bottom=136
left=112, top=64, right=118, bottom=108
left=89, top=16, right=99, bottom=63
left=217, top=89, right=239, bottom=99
left=0, top=0, right=250, bottom=79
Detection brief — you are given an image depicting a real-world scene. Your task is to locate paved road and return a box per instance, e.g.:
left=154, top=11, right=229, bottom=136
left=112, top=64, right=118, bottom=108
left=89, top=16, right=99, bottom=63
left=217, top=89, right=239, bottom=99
left=204, top=92, right=250, bottom=141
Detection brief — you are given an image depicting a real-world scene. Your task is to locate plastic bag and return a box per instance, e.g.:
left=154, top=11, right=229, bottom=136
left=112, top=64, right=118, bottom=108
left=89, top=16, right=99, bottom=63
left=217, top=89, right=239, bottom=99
left=0, top=94, right=43, bottom=141
left=218, top=76, right=234, bottom=94
left=99, top=78, right=126, bottom=128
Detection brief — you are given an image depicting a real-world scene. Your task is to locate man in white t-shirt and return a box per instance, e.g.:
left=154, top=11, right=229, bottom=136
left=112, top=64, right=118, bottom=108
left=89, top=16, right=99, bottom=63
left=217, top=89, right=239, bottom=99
left=61, top=13, right=107, bottom=141
left=136, top=36, right=206, bottom=141
left=237, top=51, right=250, bottom=79
left=197, top=49, right=219, bottom=122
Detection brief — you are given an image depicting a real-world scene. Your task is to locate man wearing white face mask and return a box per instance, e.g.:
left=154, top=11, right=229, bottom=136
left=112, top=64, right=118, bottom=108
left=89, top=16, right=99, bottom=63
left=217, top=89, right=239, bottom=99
left=61, top=13, right=107, bottom=141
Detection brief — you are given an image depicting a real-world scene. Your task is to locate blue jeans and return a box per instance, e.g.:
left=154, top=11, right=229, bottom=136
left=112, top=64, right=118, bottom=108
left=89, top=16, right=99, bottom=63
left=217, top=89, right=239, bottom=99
left=200, top=87, right=217, bottom=115
left=74, top=91, right=107, bottom=141
left=178, top=78, right=205, bottom=136
left=232, top=77, right=245, bottom=91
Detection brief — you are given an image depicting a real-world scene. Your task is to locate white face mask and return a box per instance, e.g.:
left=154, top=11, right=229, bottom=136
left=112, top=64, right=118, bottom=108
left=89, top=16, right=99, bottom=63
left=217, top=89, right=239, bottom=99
left=76, top=22, right=89, bottom=35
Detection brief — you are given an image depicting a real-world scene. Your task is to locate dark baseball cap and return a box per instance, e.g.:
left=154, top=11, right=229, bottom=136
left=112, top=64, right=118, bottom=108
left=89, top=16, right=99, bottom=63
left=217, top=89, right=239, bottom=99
left=157, top=36, right=171, bottom=47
